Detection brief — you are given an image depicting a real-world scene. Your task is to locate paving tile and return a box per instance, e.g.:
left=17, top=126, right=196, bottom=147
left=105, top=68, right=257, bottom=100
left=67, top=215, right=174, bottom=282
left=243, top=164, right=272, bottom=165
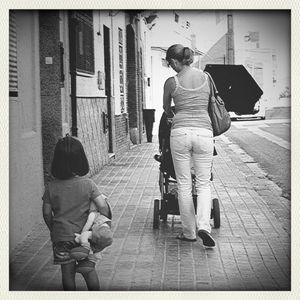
left=9, top=136, right=291, bottom=291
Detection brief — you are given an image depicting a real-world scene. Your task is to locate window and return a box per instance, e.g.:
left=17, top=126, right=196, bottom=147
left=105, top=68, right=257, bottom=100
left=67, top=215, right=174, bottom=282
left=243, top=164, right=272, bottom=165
left=9, top=11, right=18, bottom=97
left=215, top=11, right=225, bottom=24
left=272, top=54, right=277, bottom=85
left=162, top=58, right=168, bottom=68
left=119, top=45, right=123, bottom=69
left=118, top=28, right=125, bottom=112
left=254, top=66, right=263, bottom=89
left=74, top=11, right=95, bottom=74
left=118, top=27, right=123, bottom=44
left=174, top=13, right=179, bottom=23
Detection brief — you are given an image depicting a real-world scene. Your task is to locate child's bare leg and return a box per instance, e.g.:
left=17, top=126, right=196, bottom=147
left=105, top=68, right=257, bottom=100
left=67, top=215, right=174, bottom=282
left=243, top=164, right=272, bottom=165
left=81, top=269, right=100, bottom=291
left=61, top=262, right=76, bottom=290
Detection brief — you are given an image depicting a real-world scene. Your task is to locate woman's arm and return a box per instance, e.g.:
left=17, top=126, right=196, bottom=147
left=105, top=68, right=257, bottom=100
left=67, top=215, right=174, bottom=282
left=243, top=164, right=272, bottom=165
left=42, top=202, right=53, bottom=232
left=163, top=77, right=175, bottom=118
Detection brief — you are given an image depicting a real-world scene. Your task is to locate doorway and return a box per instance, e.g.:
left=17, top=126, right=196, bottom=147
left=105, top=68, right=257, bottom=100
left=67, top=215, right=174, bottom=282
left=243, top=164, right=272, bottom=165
left=103, top=25, right=113, bottom=153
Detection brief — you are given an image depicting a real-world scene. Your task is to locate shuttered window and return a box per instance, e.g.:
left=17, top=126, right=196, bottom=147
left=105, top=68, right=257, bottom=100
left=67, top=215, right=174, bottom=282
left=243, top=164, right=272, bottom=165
left=119, top=28, right=125, bottom=113
left=9, top=11, right=18, bottom=97
left=74, top=11, right=95, bottom=74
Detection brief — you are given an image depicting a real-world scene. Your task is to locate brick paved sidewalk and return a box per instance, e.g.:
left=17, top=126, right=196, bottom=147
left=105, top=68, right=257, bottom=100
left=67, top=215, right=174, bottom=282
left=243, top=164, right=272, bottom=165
left=9, top=135, right=291, bottom=291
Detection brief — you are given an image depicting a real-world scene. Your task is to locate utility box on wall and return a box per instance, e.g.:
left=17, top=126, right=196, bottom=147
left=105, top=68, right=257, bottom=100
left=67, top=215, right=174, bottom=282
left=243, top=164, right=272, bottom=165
left=98, top=70, right=105, bottom=90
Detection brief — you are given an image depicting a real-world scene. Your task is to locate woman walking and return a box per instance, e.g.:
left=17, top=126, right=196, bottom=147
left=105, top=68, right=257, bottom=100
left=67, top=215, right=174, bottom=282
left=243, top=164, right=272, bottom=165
left=163, top=44, right=215, bottom=248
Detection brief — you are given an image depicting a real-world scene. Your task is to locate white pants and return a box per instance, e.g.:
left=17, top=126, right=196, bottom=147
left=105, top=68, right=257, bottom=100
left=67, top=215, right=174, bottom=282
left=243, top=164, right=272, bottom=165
left=170, top=127, right=213, bottom=239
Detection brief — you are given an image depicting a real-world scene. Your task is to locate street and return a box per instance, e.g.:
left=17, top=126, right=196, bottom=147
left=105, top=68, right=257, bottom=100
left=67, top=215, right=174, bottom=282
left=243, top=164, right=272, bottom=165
left=8, top=10, right=294, bottom=296
left=10, top=131, right=291, bottom=291
left=225, top=118, right=291, bottom=199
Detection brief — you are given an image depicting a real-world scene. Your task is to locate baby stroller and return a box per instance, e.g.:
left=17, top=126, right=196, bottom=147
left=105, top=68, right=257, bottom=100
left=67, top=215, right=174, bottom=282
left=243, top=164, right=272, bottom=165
left=153, top=110, right=220, bottom=229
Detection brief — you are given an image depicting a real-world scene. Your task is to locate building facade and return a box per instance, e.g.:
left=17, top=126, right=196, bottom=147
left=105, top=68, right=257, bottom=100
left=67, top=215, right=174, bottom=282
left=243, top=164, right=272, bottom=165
left=9, top=11, right=45, bottom=250
left=198, top=11, right=291, bottom=110
left=147, top=11, right=197, bottom=132
left=9, top=10, right=148, bottom=251
left=233, top=11, right=291, bottom=109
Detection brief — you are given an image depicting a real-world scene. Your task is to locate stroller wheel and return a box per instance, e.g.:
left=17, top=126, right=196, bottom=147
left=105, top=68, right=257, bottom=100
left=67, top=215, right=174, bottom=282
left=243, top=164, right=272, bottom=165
left=212, top=198, right=221, bottom=228
left=153, top=199, right=160, bottom=229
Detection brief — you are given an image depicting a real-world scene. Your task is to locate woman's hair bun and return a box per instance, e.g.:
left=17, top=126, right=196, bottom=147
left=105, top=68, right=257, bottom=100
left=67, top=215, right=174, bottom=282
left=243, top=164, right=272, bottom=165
left=182, top=47, right=194, bottom=65
left=166, top=44, right=194, bottom=66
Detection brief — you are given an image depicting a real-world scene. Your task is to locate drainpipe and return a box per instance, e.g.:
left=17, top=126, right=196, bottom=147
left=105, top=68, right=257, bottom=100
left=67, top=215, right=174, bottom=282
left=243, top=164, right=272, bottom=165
left=136, top=15, right=143, bottom=143
left=69, top=14, right=78, bottom=136
left=227, top=12, right=235, bottom=65
left=110, top=11, right=115, bottom=96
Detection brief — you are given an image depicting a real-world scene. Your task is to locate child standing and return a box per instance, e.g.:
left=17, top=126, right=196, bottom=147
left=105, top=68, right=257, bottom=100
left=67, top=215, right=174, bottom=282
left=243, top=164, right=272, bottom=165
left=42, top=135, right=111, bottom=291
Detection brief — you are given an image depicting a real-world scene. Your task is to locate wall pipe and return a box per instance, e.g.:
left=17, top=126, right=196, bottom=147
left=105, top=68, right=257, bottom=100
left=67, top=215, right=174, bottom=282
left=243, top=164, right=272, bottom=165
left=69, top=13, right=78, bottom=137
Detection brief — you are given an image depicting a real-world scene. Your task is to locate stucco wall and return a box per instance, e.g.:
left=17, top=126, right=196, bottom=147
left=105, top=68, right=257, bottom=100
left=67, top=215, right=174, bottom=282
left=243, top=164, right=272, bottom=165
left=150, top=49, right=175, bottom=133
left=233, top=11, right=291, bottom=107
left=200, top=34, right=227, bottom=68
left=39, top=11, right=63, bottom=178
left=77, top=97, right=110, bottom=176
left=10, top=11, right=44, bottom=251
left=115, top=114, right=130, bottom=155
left=77, top=11, right=131, bottom=151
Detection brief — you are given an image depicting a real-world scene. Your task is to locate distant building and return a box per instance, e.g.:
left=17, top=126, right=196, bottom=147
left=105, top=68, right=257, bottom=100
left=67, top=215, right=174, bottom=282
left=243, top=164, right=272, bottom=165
left=198, top=11, right=291, bottom=110
left=146, top=11, right=197, bottom=132
left=233, top=11, right=291, bottom=109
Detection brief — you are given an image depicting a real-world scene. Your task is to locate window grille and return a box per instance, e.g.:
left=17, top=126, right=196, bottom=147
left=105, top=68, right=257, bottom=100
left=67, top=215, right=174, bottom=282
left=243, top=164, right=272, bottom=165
left=74, top=11, right=95, bottom=74
left=9, top=11, right=18, bottom=97
left=118, top=27, right=125, bottom=112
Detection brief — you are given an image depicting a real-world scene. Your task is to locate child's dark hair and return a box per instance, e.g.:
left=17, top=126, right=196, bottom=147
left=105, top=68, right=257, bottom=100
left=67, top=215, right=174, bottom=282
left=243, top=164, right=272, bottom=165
left=166, top=44, right=194, bottom=66
left=51, top=135, right=89, bottom=180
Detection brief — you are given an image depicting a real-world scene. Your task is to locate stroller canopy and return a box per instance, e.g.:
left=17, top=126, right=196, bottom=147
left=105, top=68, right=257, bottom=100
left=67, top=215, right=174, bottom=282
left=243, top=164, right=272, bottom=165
left=204, top=64, right=263, bottom=114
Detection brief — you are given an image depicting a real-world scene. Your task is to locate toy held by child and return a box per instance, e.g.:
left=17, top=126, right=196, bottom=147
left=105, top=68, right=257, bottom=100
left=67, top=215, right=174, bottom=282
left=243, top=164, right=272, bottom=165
left=42, top=134, right=111, bottom=291
left=70, top=198, right=113, bottom=274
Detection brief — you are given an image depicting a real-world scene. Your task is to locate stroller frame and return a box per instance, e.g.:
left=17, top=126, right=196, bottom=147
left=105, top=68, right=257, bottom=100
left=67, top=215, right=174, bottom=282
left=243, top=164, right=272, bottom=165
left=153, top=166, right=221, bottom=229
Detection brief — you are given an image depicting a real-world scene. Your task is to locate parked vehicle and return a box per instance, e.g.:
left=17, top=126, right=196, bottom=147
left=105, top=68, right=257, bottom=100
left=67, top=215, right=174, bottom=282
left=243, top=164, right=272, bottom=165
left=229, top=99, right=266, bottom=120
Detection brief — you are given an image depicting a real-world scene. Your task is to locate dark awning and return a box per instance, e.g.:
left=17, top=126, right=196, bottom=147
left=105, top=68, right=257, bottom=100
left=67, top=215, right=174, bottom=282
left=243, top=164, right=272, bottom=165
left=204, top=64, right=263, bottom=114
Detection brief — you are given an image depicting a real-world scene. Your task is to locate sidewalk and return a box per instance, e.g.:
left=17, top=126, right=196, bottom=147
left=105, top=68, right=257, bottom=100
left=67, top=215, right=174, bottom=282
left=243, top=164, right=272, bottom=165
left=9, top=135, right=291, bottom=291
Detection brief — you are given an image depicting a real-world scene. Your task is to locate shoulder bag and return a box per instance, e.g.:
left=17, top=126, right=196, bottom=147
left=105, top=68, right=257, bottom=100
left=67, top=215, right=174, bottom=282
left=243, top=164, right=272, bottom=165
left=205, top=71, right=231, bottom=137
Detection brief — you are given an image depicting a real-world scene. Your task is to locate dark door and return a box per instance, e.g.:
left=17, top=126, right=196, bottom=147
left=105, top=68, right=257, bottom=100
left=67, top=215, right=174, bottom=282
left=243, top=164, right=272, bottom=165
left=103, top=25, right=113, bottom=153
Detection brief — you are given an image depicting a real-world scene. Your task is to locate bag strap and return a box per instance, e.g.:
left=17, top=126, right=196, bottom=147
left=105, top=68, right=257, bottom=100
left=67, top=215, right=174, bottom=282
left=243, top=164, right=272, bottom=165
left=173, top=75, right=179, bottom=94
left=204, top=71, right=218, bottom=96
left=173, top=75, right=179, bottom=87
left=204, top=72, right=213, bottom=99
left=205, top=71, right=227, bottom=109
